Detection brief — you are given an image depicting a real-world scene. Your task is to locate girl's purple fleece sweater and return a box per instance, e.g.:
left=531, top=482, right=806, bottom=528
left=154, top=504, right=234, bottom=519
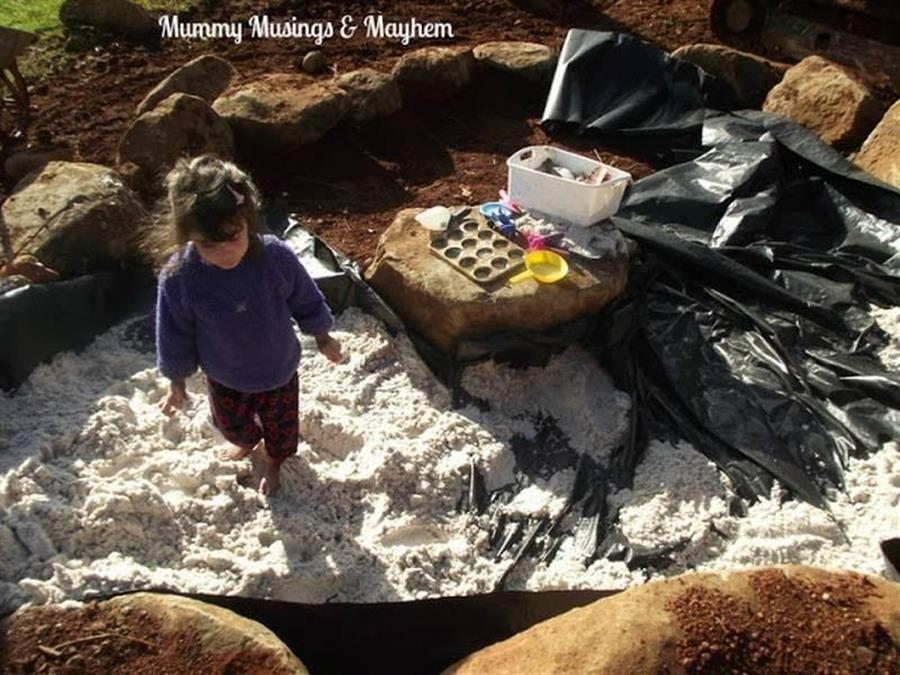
left=156, top=234, right=334, bottom=393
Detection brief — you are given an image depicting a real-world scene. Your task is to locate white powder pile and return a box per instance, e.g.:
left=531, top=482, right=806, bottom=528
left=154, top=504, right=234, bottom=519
left=0, top=310, right=633, bottom=611
left=1, top=305, right=897, bottom=614
left=612, top=439, right=899, bottom=579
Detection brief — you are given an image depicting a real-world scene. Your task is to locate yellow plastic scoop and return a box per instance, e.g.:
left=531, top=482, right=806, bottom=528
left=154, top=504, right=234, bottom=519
left=509, top=250, right=569, bottom=284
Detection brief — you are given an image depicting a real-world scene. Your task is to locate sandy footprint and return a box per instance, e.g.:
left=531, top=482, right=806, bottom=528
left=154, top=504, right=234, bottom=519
left=300, top=408, right=366, bottom=460
left=379, top=523, right=451, bottom=547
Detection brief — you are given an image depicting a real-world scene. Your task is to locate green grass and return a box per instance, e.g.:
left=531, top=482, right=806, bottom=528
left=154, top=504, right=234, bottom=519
left=0, top=0, right=194, bottom=79
left=140, top=0, right=194, bottom=11
left=0, top=0, right=193, bottom=32
left=0, top=0, right=64, bottom=34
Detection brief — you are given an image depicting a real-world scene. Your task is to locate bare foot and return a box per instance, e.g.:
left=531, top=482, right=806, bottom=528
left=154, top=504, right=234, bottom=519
left=258, top=456, right=281, bottom=496
left=220, top=439, right=263, bottom=462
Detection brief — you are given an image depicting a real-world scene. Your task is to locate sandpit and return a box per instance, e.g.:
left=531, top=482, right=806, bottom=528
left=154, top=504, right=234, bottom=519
left=1, top=307, right=898, bottom=615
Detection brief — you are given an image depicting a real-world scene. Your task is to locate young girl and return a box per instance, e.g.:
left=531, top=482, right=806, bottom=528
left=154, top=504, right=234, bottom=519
left=155, top=155, right=343, bottom=495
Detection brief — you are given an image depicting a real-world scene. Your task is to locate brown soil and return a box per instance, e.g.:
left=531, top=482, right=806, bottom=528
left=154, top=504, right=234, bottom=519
left=25, top=0, right=715, bottom=168
left=5, top=0, right=718, bottom=266
left=5, top=1, right=893, bottom=267
left=666, top=568, right=900, bottom=675
left=0, top=600, right=295, bottom=675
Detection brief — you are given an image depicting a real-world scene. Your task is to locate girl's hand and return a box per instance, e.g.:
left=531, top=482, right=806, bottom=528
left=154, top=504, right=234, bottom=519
left=315, top=334, right=344, bottom=364
left=161, top=380, right=189, bottom=416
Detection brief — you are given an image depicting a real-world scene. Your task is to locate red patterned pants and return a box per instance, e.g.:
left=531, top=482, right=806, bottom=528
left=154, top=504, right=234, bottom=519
left=207, top=372, right=299, bottom=464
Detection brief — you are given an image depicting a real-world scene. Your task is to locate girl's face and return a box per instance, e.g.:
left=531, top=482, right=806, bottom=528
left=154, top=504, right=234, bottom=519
left=192, top=217, right=249, bottom=269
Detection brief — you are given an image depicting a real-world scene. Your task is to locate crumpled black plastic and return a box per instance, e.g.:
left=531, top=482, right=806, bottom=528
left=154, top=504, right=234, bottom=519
left=543, top=30, right=900, bottom=516
left=601, top=159, right=900, bottom=508
left=541, top=30, right=736, bottom=153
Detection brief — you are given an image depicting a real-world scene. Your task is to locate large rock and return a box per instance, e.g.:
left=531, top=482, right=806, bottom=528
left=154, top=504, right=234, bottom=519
left=213, top=74, right=350, bottom=151
left=391, top=47, right=474, bottom=102
left=854, top=99, right=900, bottom=188
left=671, top=43, right=787, bottom=108
left=335, top=68, right=403, bottom=124
left=0, top=592, right=307, bottom=674
left=136, top=54, right=238, bottom=116
left=445, top=566, right=900, bottom=674
left=59, top=0, right=157, bottom=42
left=119, top=93, right=235, bottom=177
left=473, top=41, right=557, bottom=85
left=763, top=55, right=884, bottom=149
left=364, top=208, right=629, bottom=354
left=2, top=161, right=148, bottom=277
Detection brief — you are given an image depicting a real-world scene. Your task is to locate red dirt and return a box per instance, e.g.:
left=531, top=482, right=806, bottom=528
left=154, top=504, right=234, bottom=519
left=10, top=1, right=892, bottom=268
left=5, top=0, right=720, bottom=266
left=666, top=569, right=900, bottom=675
left=25, top=0, right=715, bottom=168
left=0, top=601, right=297, bottom=675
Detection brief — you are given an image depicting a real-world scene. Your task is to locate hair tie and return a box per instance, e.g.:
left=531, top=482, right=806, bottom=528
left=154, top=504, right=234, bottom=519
left=226, top=183, right=245, bottom=206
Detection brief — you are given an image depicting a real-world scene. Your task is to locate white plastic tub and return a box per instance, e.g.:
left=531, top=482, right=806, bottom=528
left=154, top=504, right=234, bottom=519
left=506, top=146, right=632, bottom=226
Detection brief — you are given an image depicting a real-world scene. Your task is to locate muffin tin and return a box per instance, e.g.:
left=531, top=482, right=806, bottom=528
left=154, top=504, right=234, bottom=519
left=429, top=215, right=525, bottom=284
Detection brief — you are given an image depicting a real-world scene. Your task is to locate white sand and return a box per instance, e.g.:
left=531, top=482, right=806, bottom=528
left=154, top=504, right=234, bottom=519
left=1, top=306, right=898, bottom=614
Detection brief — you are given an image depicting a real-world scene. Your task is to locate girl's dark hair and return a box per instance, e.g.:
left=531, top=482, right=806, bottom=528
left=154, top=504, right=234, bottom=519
left=152, top=155, right=265, bottom=270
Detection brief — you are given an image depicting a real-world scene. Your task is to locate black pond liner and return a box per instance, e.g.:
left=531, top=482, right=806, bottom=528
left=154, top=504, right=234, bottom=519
left=57, top=587, right=612, bottom=675
left=2, top=28, right=899, bottom=662
left=0, top=266, right=156, bottom=391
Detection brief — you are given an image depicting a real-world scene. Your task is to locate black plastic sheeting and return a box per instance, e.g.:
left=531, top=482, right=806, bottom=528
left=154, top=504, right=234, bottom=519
left=0, top=267, right=155, bottom=391
left=543, top=30, right=900, bottom=513
left=85, top=587, right=612, bottom=675
left=0, top=226, right=393, bottom=392
left=541, top=30, right=737, bottom=158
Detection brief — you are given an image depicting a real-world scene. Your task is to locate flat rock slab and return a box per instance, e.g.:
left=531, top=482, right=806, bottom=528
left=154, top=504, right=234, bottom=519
left=213, top=74, right=350, bottom=152
left=473, top=41, right=557, bottom=84
left=444, top=565, right=900, bottom=674
left=391, top=47, right=474, bottom=102
left=0, top=592, right=307, bottom=674
left=365, top=207, right=629, bottom=354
